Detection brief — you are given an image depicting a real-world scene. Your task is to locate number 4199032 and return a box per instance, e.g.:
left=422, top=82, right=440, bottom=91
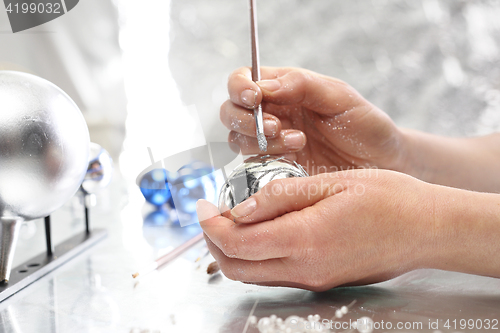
left=444, top=319, right=498, bottom=330
left=6, top=2, right=62, bottom=14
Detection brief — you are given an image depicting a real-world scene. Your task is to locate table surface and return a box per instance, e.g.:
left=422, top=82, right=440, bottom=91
left=1, top=172, right=499, bottom=333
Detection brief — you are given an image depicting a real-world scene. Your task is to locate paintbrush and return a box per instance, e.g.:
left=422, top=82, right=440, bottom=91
left=132, top=232, right=205, bottom=279
left=250, top=0, right=267, bottom=152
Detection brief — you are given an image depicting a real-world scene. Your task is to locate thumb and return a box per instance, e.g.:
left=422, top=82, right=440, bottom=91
left=257, top=67, right=366, bottom=116
left=196, top=199, right=220, bottom=223
left=230, top=173, right=345, bottom=224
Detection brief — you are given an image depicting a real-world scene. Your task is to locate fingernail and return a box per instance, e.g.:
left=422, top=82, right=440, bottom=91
left=196, top=199, right=220, bottom=222
left=284, top=131, right=306, bottom=150
left=258, top=79, right=281, bottom=92
left=231, top=197, right=257, bottom=218
left=264, top=119, right=278, bottom=136
left=241, top=89, right=256, bottom=108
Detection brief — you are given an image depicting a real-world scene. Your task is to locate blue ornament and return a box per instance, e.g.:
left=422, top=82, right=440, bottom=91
left=139, top=161, right=225, bottom=226
left=139, top=169, right=173, bottom=206
left=171, top=162, right=219, bottom=216
left=166, top=161, right=224, bottom=227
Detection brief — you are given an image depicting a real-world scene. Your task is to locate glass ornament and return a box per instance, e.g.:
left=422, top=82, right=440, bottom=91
left=218, top=155, right=308, bottom=215
left=0, top=71, right=89, bottom=281
left=169, top=161, right=224, bottom=226
left=139, top=169, right=173, bottom=206
left=0, top=71, right=90, bottom=220
left=81, top=143, right=113, bottom=194
left=140, top=160, right=225, bottom=226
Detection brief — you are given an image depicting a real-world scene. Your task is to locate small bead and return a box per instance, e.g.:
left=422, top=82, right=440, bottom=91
left=258, top=317, right=271, bottom=331
left=341, top=305, right=348, bottom=314
left=335, top=309, right=343, bottom=318
left=313, top=314, right=321, bottom=321
left=357, top=317, right=374, bottom=333
left=284, top=315, right=301, bottom=326
left=308, top=314, right=314, bottom=321
left=249, top=315, right=257, bottom=325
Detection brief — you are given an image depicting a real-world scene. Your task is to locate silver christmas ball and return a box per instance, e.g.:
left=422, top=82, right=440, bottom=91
left=218, top=155, right=308, bottom=214
left=0, top=71, right=90, bottom=220
left=81, top=143, right=113, bottom=194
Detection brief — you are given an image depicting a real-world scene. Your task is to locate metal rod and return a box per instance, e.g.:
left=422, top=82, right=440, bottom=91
left=84, top=199, right=90, bottom=235
left=250, top=0, right=267, bottom=152
left=44, top=216, right=54, bottom=256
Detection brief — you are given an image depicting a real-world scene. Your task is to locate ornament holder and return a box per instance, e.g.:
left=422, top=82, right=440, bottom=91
left=0, top=199, right=106, bottom=302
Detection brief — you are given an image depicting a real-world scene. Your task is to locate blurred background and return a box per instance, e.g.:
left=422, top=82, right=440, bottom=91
left=1, top=0, right=500, bottom=181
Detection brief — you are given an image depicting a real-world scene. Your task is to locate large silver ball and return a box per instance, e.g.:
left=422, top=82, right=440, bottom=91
left=0, top=71, right=90, bottom=220
left=81, top=143, right=113, bottom=194
left=218, top=155, right=308, bottom=215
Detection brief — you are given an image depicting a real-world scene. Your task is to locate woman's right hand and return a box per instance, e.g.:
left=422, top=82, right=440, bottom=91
left=220, top=66, right=405, bottom=174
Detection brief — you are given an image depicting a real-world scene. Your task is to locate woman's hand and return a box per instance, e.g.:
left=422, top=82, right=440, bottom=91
left=221, top=67, right=404, bottom=174
left=221, top=66, right=500, bottom=191
left=209, top=66, right=500, bottom=291
left=197, top=169, right=452, bottom=291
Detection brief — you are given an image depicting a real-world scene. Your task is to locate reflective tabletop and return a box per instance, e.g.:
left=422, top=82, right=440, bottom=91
left=0, top=172, right=499, bottom=333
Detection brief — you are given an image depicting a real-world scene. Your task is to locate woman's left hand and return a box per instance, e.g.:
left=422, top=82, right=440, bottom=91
left=197, top=169, right=446, bottom=291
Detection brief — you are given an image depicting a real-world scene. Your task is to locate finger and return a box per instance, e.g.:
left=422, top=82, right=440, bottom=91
left=244, top=281, right=329, bottom=292
left=197, top=199, right=293, bottom=260
left=227, top=67, right=263, bottom=109
left=257, top=67, right=366, bottom=115
left=228, top=129, right=306, bottom=155
left=220, top=100, right=281, bottom=138
left=230, top=174, right=345, bottom=223
left=227, top=67, right=298, bottom=109
left=196, top=198, right=222, bottom=223
left=204, top=236, right=295, bottom=283
left=201, top=200, right=336, bottom=289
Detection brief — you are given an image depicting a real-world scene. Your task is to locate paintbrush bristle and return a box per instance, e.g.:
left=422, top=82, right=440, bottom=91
left=257, top=133, right=267, bottom=152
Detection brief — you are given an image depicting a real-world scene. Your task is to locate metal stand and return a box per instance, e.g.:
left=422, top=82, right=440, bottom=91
left=83, top=193, right=96, bottom=235
left=85, top=206, right=90, bottom=235
left=0, top=203, right=107, bottom=302
left=44, top=216, right=54, bottom=256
